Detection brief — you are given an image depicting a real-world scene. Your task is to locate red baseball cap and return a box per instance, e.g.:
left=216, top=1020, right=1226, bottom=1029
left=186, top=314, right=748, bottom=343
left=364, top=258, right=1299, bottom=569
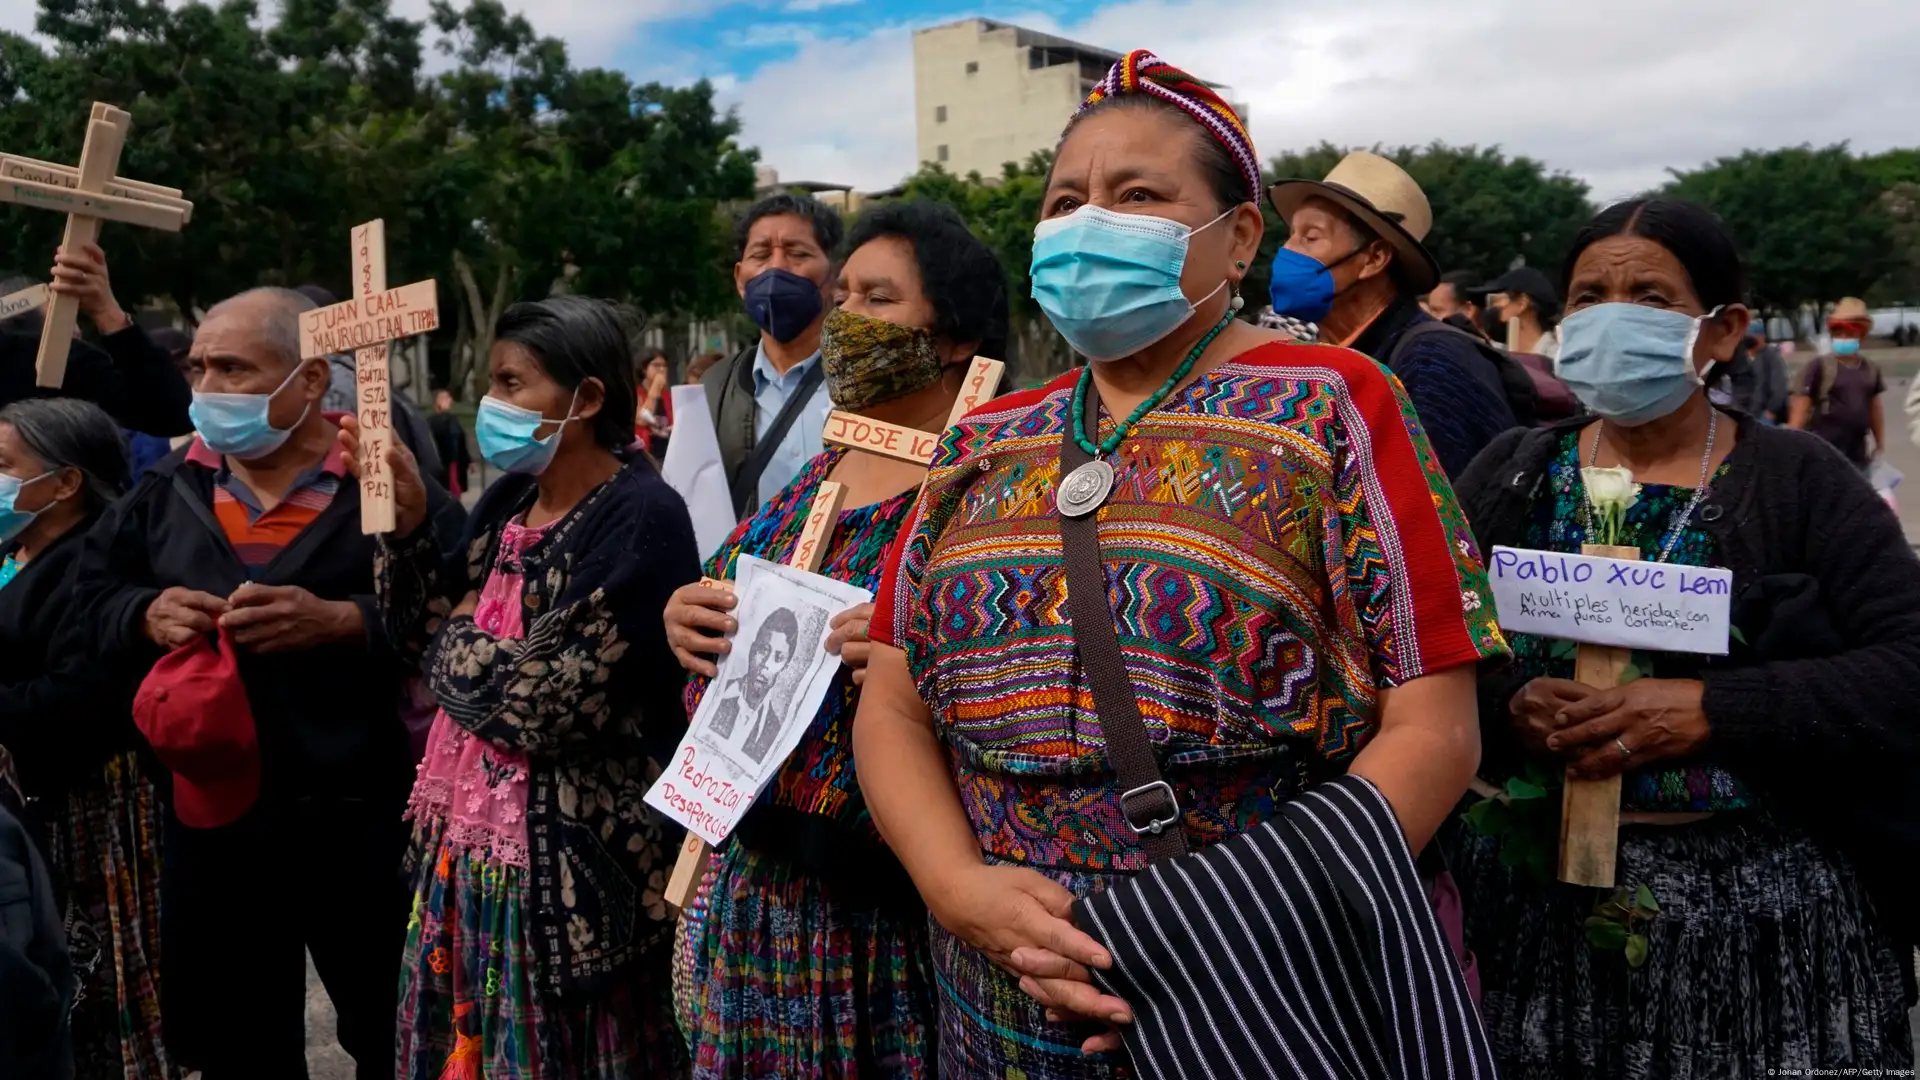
left=133, top=626, right=261, bottom=829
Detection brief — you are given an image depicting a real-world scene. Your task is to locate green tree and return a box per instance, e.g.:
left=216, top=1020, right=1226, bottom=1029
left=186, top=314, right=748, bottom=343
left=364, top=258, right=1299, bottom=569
left=0, top=0, right=756, bottom=399
left=1664, top=145, right=1896, bottom=315
left=1862, top=149, right=1920, bottom=305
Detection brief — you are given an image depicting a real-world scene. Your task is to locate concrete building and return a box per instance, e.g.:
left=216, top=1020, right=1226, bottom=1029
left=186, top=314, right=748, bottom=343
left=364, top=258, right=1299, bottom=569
left=751, top=168, right=902, bottom=217
left=913, top=18, right=1245, bottom=181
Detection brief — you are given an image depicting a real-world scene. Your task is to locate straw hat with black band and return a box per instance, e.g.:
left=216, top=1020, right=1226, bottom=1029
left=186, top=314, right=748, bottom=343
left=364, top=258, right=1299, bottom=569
left=1269, top=151, right=1442, bottom=294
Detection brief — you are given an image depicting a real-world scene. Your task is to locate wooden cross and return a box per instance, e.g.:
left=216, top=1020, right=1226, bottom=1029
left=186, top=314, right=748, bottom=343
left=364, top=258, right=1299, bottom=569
left=0, top=102, right=195, bottom=387
left=297, top=219, right=441, bottom=534
left=663, top=356, right=1007, bottom=911
left=1558, top=541, right=1638, bottom=886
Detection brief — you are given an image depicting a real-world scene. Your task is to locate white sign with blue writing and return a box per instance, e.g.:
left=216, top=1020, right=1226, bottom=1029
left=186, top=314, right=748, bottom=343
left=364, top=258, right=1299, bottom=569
left=1486, top=546, right=1733, bottom=655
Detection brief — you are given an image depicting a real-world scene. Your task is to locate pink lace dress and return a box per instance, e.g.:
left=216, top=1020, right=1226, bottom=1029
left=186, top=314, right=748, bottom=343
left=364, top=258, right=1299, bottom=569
left=396, top=519, right=649, bottom=1080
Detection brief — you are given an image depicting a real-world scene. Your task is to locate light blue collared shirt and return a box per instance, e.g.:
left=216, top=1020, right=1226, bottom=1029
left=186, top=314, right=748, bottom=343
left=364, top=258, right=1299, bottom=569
left=751, top=342, right=831, bottom=508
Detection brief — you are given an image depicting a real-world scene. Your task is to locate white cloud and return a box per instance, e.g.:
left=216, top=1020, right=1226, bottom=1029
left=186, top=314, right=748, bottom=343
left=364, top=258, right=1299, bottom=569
left=718, top=23, right=918, bottom=186
left=725, top=0, right=1920, bottom=199
left=11, top=0, right=1914, bottom=202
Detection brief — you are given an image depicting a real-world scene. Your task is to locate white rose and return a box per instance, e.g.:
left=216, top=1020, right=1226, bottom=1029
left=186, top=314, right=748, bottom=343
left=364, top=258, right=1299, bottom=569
left=1581, top=466, right=1640, bottom=514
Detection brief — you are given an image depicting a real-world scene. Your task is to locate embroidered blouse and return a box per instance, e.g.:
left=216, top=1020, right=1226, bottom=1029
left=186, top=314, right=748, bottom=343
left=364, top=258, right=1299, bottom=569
left=874, top=341, right=1509, bottom=879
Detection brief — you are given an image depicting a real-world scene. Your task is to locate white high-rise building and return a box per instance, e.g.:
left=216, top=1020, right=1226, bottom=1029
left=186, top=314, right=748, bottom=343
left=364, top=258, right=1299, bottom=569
left=912, top=18, right=1245, bottom=181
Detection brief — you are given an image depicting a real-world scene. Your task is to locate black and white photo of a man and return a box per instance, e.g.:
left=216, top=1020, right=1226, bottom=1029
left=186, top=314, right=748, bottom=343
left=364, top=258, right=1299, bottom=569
left=708, top=607, right=800, bottom=763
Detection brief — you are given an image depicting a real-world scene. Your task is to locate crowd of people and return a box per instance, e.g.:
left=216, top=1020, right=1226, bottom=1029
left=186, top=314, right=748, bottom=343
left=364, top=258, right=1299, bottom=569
left=0, top=42, right=1914, bottom=1080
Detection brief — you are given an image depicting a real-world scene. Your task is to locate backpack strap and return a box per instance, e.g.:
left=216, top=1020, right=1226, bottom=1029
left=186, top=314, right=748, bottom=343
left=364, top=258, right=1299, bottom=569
left=1815, top=355, right=1837, bottom=417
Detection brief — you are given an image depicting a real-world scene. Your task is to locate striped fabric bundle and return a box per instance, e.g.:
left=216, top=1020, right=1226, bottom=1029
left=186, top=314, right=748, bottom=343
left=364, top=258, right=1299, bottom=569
left=1072, top=774, right=1497, bottom=1080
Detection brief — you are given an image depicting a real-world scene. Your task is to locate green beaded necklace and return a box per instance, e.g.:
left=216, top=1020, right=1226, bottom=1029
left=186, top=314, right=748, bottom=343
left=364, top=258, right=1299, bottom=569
left=1070, top=312, right=1234, bottom=457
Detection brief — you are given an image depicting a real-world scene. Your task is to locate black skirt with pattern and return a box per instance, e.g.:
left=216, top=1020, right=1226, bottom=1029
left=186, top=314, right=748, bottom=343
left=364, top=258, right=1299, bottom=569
left=1459, top=811, right=1913, bottom=1079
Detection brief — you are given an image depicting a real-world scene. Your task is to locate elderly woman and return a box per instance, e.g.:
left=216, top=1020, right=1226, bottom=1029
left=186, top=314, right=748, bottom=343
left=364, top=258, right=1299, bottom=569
left=0, top=399, right=172, bottom=1077
left=665, top=199, right=1008, bottom=1078
left=852, top=51, right=1508, bottom=1078
left=350, top=296, right=701, bottom=1079
left=1452, top=198, right=1919, bottom=1076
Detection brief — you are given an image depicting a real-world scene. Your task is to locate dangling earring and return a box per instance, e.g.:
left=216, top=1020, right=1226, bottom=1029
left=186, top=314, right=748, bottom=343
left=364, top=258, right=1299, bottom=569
left=1230, top=284, right=1246, bottom=313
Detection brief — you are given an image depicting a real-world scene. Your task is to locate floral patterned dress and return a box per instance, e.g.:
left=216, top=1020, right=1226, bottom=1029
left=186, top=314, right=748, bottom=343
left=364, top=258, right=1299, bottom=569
left=396, top=518, right=651, bottom=1080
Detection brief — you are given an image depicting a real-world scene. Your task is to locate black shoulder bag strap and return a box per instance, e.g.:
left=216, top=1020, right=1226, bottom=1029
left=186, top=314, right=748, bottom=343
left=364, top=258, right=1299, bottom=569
left=1056, top=388, right=1188, bottom=865
left=730, top=356, right=826, bottom=519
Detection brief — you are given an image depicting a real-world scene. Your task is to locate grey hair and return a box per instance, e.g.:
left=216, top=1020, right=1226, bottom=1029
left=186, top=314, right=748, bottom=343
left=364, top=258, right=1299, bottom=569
left=206, top=286, right=318, bottom=369
left=0, top=398, right=129, bottom=513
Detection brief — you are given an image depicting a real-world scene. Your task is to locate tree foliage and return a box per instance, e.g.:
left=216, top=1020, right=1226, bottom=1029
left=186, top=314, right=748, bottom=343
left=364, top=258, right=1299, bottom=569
left=1664, top=145, right=1896, bottom=314
left=0, top=0, right=757, bottom=397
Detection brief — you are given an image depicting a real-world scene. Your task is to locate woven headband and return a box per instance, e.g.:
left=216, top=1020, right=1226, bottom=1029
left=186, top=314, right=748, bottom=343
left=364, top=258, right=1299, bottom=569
left=1081, top=49, right=1261, bottom=205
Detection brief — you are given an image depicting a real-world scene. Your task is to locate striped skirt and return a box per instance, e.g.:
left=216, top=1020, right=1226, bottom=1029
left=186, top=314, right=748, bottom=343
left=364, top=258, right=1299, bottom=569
left=676, top=840, right=935, bottom=1079
left=48, top=751, right=177, bottom=1080
left=396, top=816, right=685, bottom=1080
left=1459, top=810, right=1914, bottom=1078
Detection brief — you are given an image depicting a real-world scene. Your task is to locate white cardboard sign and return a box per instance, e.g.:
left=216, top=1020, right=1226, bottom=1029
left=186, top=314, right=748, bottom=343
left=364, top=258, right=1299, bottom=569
left=644, top=555, right=871, bottom=845
left=1486, top=546, right=1733, bottom=655
left=659, top=384, right=737, bottom=561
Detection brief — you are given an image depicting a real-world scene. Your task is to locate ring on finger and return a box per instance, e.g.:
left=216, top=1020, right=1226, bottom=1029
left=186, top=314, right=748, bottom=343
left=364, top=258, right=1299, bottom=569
left=1614, top=737, right=1632, bottom=759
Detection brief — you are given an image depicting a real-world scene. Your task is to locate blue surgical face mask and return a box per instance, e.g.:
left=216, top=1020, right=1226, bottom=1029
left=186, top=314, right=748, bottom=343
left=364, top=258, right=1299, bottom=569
left=1029, top=205, right=1232, bottom=362
left=475, top=389, right=579, bottom=476
left=1267, top=245, right=1362, bottom=324
left=743, top=268, right=825, bottom=345
left=1832, top=337, right=1862, bottom=357
left=0, top=470, right=54, bottom=546
left=1555, top=302, right=1723, bottom=427
left=189, top=362, right=312, bottom=460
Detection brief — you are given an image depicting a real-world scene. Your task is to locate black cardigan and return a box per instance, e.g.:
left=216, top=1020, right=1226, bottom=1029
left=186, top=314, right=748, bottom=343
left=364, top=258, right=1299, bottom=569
left=0, top=520, right=139, bottom=798
left=1454, top=410, right=1920, bottom=946
left=377, top=455, right=700, bottom=995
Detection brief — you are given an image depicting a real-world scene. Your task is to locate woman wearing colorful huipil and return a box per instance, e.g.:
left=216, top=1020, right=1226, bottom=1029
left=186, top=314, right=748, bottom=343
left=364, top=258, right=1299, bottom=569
left=1451, top=198, right=1919, bottom=1077
left=664, top=199, right=1009, bottom=1078
left=853, top=51, right=1509, bottom=1077
left=0, top=399, right=175, bottom=1078
left=350, top=296, right=701, bottom=1079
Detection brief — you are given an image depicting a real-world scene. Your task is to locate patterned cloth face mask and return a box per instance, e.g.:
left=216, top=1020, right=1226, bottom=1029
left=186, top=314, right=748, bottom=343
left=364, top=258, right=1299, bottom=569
left=820, top=309, right=949, bottom=412
left=1029, top=205, right=1232, bottom=362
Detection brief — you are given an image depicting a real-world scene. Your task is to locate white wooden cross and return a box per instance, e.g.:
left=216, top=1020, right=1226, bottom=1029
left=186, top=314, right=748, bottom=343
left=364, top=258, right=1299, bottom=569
left=663, top=355, right=1007, bottom=911
left=0, top=102, right=195, bottom=386
left=296, top=219, right=441, bottom=534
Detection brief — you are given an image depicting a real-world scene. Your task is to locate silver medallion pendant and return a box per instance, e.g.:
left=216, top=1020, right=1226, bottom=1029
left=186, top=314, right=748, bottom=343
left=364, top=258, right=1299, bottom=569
left=1058, top=459, right=1115, bottom=519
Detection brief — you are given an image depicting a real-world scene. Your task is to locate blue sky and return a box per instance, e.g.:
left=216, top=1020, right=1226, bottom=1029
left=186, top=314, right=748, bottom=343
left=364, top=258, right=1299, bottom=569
left=3, top=0, right=1913, bottom=199
left=625, top=0, right=1060, bottom=79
